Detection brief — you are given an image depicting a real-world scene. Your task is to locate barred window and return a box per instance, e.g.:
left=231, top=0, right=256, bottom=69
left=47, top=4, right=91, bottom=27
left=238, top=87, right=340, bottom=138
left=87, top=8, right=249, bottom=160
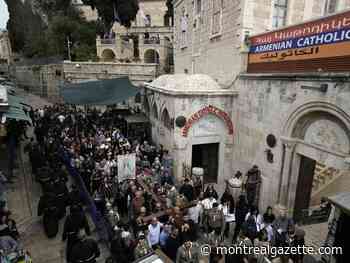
left=180, top=8, right=188, bottom=48
left=272, top=0, right=288, bottom=29
left=324, top=0, right=338, bottom=14
left=196, top=0, right=202, bottom=15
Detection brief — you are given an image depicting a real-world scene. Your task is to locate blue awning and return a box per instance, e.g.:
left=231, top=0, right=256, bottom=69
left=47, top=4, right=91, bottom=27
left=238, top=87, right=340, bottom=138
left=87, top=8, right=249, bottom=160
left=59, top=77, right=140, bottom=105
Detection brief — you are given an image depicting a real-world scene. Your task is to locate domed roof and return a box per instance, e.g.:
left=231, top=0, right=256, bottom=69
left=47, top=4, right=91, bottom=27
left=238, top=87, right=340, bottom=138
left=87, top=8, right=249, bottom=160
left=147, top=74, right=223, bottom=93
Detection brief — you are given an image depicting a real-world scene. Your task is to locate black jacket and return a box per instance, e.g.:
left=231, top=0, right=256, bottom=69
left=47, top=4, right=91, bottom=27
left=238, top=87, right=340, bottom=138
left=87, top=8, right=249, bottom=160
left=62, top=212, right=91, bottom=241
left=69, top=238, right=100, bottom=263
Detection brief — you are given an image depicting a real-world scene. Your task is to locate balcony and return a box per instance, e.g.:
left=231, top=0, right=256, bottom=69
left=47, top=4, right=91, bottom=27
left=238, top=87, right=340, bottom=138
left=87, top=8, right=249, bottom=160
left=144, top=38, right=160, bottom=45
left=100, top=38, right=116, bottom=45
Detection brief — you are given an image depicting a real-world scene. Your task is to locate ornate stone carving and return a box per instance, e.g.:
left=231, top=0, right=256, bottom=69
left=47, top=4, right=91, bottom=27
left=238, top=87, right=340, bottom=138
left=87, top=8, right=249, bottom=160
left=304, top=119, right=349, bottom=154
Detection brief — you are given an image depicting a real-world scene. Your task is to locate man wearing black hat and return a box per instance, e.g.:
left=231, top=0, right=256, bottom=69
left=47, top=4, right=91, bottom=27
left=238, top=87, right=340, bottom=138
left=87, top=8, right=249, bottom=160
left=69, top=229, right=100, bottom=263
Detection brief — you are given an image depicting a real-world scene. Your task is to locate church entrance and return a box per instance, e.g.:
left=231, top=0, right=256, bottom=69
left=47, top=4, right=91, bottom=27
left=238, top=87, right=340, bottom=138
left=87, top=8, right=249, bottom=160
left=294, top=155, right=316, bottom=221
left=192, top=143, right=219, bottom=184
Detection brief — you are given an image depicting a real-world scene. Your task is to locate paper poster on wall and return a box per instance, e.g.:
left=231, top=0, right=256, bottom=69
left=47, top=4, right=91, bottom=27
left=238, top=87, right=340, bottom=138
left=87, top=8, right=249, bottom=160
left=117, top=153, right=136, bottom=182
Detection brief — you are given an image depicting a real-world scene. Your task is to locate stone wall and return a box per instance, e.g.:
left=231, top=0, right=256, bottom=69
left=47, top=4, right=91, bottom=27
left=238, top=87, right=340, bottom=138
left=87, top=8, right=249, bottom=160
left=144, top=88, right=236, bottom=193
left=231, top=73, right=350, bottom=210
left=13, top=62, right=159, bottom=102
left=174, top=0, right=245, bottom=86
left=13, top=64, right=64, bottom=102
left=63, top=62, right=159, bottom=85
left=174, top=0, right=350, bottom=86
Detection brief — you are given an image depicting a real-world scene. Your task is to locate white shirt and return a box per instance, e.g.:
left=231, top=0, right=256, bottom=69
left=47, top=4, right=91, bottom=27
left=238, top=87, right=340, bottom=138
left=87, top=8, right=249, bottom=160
left=201, top=198, right=217, bottom=210
left=188, top=204, right=203, bottom=224
left=147, top=222, right=162, bottom=246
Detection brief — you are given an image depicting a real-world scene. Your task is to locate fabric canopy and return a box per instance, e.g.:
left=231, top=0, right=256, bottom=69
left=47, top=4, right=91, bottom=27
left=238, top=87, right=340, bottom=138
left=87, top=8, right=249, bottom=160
left=3, top=94, right=32, bottom=123
left=60, top=77, right=140, bottom=105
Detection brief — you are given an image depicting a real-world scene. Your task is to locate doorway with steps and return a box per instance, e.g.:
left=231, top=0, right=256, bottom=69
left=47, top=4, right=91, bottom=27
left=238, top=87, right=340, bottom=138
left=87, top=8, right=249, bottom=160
left=293, top=154, right=348, bottom=222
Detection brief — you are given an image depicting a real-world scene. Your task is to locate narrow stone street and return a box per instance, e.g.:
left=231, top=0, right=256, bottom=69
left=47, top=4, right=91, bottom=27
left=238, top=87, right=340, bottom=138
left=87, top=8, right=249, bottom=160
left=2, top=88, right=326, bottom=263
left=3, top=88, right=110, bottom=263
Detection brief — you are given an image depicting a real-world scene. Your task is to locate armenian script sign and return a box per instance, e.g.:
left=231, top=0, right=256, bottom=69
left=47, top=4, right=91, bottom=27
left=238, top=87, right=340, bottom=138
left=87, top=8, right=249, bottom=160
left=248, top=10, right=350, bottom=73
left=182, top=105, right=234, bottom=137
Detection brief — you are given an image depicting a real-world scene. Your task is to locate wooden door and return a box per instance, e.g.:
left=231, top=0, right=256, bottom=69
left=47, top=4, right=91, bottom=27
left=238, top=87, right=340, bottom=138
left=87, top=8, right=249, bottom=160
left=294, top=155, right=316, bottom=222
left=202, top=143, right=219, bottom=184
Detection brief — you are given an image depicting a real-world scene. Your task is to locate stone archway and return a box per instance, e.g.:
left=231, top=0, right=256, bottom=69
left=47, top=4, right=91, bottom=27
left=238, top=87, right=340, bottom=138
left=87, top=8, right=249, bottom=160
left=144, top=49, right=160, bottom=64
left=280, top=101, right=350, bottom=219
left=101, top=49, right=116, bottom=62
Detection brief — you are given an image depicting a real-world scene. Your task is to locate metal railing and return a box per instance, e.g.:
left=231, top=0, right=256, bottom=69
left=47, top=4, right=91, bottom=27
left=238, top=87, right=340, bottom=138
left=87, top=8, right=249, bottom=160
left=144, top=38, right=160, bottom=45
left=101, top=39, right=116, bottom=45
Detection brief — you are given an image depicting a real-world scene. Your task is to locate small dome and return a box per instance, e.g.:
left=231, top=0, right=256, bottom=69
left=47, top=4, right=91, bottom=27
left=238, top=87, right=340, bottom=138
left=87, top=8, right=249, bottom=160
left=149, top=74, right=222, bottom=92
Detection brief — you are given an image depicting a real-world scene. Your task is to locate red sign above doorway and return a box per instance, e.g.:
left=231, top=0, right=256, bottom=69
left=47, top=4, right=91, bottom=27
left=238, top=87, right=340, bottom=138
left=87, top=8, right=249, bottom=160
left=182, top=105, right=234, bottom=137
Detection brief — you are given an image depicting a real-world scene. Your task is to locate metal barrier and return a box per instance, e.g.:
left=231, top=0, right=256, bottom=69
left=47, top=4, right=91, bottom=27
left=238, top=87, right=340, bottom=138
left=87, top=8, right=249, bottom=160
left=60, top=148, right=111, bottom=242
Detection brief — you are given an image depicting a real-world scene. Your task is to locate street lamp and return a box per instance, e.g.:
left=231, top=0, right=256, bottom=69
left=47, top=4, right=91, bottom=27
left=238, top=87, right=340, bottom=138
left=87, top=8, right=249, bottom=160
left=67, top=37, right=72, bottom=61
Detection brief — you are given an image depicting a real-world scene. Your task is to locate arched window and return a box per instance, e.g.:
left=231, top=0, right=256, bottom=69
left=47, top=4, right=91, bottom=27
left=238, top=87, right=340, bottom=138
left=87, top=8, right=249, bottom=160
left=101, top=49, right=116, bottom=62
left=144, top=49, right=160, bottom=64
left=161, top=108, right=172, bottom=129
left=152, top=102, right=159, bottom=119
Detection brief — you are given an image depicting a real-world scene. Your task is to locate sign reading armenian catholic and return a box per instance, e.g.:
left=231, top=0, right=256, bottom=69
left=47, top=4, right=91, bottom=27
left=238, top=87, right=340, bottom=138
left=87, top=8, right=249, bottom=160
left=182, top=105, right=234, bottom=137
left=247, top=10, right=350, bottom=73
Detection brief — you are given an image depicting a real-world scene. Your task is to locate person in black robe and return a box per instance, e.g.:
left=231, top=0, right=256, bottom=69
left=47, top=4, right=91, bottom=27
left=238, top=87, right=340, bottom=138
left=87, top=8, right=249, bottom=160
left=179, top=178, right=194, bottom=202
left=67, top=185, right=84, bottom=208
left=163, top=227, right=181, bottom=262
left=232, top=195, right=249, bottom=242
left=51, top=177, right=69, bottom=219
left=38, top=192, right=60, bottom=238
left=220, top=187, right=235, bottom=238
left=69, top=229, right=100, bottom=263
left=62, top=205, right=91, bottom=262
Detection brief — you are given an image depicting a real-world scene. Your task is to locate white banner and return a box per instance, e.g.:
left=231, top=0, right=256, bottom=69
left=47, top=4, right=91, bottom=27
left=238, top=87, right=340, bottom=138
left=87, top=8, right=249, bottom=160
left=117, top=153, right=136, bottom=182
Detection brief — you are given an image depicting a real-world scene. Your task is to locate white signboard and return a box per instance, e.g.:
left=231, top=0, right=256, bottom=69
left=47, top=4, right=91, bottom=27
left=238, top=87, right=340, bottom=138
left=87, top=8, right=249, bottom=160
left=117, top=153, right=136, bottom=182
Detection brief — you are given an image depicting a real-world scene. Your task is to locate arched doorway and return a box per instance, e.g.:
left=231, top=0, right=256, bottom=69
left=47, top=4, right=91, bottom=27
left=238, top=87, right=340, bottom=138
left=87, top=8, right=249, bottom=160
left=101, top=49, right=116, bottom=62
left=144, top=49, right=160, bottom=64
left=281, top=102, right=350, bottom=220
left=161, top=108, right=172, bottom=129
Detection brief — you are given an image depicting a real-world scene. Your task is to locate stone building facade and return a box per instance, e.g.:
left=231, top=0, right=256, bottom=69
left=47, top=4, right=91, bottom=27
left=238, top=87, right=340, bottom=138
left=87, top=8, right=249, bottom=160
left=96, top=0, right=174, bottom=74
left=235, top=73, right=350, bottom=213
left=173, top=0, right=350, bottom=85
left=143, top=1, right=350, bottom=216
left=0, top=31, right=12, bottom=64
left=143, top=74, right=237, bottom=186
left=71, top=0, right=98, bottom=21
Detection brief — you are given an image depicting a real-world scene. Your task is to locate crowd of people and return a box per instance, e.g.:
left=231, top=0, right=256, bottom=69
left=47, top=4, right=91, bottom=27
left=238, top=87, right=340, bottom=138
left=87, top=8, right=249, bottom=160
left=22, top=103, right=313, bottom=263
